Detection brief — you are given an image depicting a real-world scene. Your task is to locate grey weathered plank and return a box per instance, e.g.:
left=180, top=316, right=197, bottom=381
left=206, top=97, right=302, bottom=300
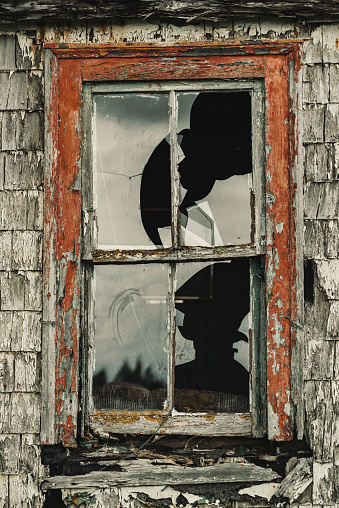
left=0, top=393, right=40, bottom=433
left=24, top=271, right=42, bottom=311
left=313, top=461, right=335, bottom=505
left=304, top=380, right=333, bottom=461
left=0, top=35, right=15, bottom=70
left=42, top=461, right=280, bottom=490
left=323, top=23, right=339, bottom=64
left=12, top=231, right=42, bottom=271
left=2, top=1, right=339, bottom=22
left=325, top=103, right=339, bottom=142
left=27, top=71, right=43, bottom=110
left=272, top=458, right=312, bottom=504
left=0, top=191, right=27, bottom=230
left=91, top=412, right=252, bottom=437
left=41, top=48, right=57, bottom=446
left=0, top=72, right=10, bottom=108
left=4, top=151, right=43, bottom=190
left=8, top=474, right=42, bottom=508
left=304, top=141, right=328, bottom=183
left=19, top=434, right=41, bottom=475
left=0, top=311, right=41, bottom=352
left=327, top=301, right=339, bottom=339
left=304, top=219, right=339, bottom=259
left=315, top=260, right=339, bottom=300
left=1, top=111, right=43, bottom=150
left=303, top=64, right=329, bottom=104
left=6, top=71, right=28, bottom=110
left=14, top=352, right=40, bottom=392
left=329, top=64, right=339, bottom=103
left=0, top=153, right=4, bottom=190
left=0, top=231, right=12, bottom=270
left=303, top=104, right=325, bottom=143
left=304, top=339, right=335, bottom=380
left=0, top=271, right=25, bottom=311
left=27, top=190, right=43, bottom=230
left=0, top=352, right=14, bottom=392
left=0, top=475, right=8, bottom=508
left=304, top=182, right=339, bottom=219
left=0, top=434, right=20, bottom=473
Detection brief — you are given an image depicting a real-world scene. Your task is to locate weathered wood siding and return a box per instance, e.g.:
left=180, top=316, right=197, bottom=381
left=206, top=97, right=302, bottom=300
left=0, top=31, right=44, bottom=508
left=0, top=14, right=338, bottom=508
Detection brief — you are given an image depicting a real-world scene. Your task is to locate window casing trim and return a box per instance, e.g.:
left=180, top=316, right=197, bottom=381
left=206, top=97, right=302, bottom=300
left=42, top=42, right=303, bottom=447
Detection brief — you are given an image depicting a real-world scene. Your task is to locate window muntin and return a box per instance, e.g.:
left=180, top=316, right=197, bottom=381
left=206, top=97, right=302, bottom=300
left=87, top=80, right=265, bottom=427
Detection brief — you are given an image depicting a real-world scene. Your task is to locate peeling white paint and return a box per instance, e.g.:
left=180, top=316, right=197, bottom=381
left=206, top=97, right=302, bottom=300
left=238, top=482, right=280, bottom=500
left=276, top=222, right=284, bottom=233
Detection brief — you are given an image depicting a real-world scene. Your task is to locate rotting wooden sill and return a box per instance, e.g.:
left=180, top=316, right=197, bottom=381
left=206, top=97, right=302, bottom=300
left=42, top=460, right=281, bottom=490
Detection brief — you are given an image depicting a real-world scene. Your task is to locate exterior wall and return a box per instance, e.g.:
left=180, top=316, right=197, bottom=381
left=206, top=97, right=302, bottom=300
left=0, top=16, right=337, bottom=508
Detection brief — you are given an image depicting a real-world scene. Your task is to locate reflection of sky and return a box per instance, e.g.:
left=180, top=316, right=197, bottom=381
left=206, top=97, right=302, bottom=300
left=93, top=264, right=168, bottom=384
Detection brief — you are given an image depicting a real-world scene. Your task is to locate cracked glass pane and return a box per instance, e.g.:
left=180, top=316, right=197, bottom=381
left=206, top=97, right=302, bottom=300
left=174, top=259, right=250, bottom=412
left=93, top=264, right=168, bottom=410
left=94, top=93, right=171, bottom=249
left=177, top=92, right=253, bottom=247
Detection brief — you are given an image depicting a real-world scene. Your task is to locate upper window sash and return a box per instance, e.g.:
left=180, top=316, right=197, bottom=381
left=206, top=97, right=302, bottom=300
left=82, top=80, right=265, bottom=262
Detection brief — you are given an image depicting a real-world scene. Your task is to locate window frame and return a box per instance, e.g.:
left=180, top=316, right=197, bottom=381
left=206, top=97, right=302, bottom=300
left=42, top=42, right=303, bottom=447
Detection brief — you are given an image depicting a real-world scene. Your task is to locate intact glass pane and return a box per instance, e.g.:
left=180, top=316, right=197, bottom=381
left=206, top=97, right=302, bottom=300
left=93, top=264, right=169, bottom=410
left=174, top=259, right=250, bottom=412
left=177, top=92, right=253, bottom=247
left=94, top=93, right=171, bottom=249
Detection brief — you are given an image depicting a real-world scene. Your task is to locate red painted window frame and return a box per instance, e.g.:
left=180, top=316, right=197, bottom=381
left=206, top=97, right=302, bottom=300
left=42, top=42, right=303, bottom=447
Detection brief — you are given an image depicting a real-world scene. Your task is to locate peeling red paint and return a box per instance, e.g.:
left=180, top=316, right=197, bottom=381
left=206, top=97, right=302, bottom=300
left=62, top=260, right=77, bottom=312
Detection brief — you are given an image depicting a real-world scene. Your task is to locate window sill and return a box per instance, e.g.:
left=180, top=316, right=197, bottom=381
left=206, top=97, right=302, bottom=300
left=90, top=411, right=252, bottom=437
left=42, top=460, right=280, bottom=491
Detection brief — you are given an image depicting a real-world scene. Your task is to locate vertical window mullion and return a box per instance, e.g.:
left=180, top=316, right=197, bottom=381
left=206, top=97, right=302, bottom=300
left=167, top=262, right=177, bottom=411
left=167, top=90, right=179, bottom=411
left=170, top=89, right=179, bottom=248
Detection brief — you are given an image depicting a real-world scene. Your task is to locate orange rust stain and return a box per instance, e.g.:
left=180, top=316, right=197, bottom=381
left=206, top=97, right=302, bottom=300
left=336, top=38, right=339, bottom=51
left=203, top=414, right=216, bottom=421
left=93, top=410, right=167, bottom=425
left=61, top=415, right=77, bottom=447
left=239, top=414, right=251, bottom=421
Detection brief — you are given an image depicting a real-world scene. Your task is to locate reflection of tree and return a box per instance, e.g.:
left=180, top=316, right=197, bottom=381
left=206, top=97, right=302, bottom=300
left=115, top=357, right=165, bottom=390
left=93, top=368, right=107, bottom=388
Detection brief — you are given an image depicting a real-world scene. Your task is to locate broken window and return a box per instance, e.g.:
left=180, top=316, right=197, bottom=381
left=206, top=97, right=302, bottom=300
left=43, top=44, right=302, bottom=445
left=88, top=83, right=264, bottom=421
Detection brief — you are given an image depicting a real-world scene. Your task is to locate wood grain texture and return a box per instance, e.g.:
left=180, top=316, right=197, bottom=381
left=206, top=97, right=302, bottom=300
left=1, top=1, right=339, bottom=22
left=304, top=220, right=339, bottom=259
left=0, top=311, right=41, bottom=352
left=272, top=458, right=312, bottom=504
left=3, top=151, right=43, bottom=191
left=42, top=461, right=280, bottom=490
left=91, top=412, right=251, bottom=437
left=0, top=393, right=40, bottom=433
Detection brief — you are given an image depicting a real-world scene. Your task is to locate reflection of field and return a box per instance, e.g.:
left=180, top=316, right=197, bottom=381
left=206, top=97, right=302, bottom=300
left=93, top=384, right=249, bottom=413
